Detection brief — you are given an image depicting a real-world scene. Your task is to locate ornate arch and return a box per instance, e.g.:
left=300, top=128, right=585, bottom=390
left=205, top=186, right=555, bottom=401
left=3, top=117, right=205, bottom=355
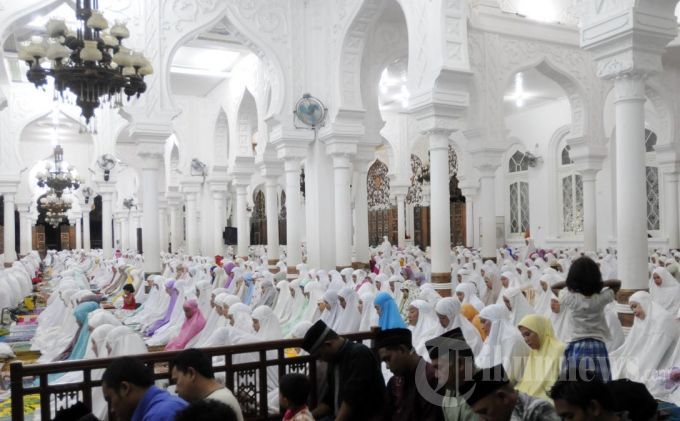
left=160, top=2, right=289, bottom=118
left=367, top=159, right=391, bottom=210
left=213, top=108, right=229, bottom=166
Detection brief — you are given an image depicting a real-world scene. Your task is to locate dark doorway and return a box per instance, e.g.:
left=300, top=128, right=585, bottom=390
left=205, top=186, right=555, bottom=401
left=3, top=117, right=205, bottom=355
left=90, top=195, right=103, bottom=249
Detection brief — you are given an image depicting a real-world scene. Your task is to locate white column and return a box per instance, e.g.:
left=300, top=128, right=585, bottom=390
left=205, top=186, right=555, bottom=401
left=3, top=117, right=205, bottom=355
left=120, top=214, right=129, bottom=250
left=406, top=203, right=415, bottom=241
left=28, top=216, right=36, bottom=251
left=128, top=211, right=136, bottom=251
left=101, top=191, right=113, bottom=259
left=158, top=200, right=168, bottom=254
left=75, top=215, right=82, bottom=250
left=354, top=165, right=370, bottom=264
left=396, top=194, right=406, bottom=248
left=264, top=178, right=280, bottom=263
left=83, top=208, right=91, bottom=251
left=331, top=154, right=352, bottom=268
left=465, top=198, right=474, bottom=247
left=614, top=74, right=648, bottom=290
left=428, top=132, right=452, bottom=275
left=581, top=170, right=599, bottom=253
left=235, top=183, right=249, bottom=258
left=141, top=157, right=161, bottom=272
left=169, top=200, right=181, bottom=253
left=479, top=170, right=497, bottom=259
left=17, top=211, right=29, bottom=256
left=664, top=172, right=679, bottom=249
left=212, top=191, right=226, bottom=256
left=3, top=194, right=17, bottom=263
left=284, top=159, right=302, bottom=267
left=185, top=192, right=199, bottom=255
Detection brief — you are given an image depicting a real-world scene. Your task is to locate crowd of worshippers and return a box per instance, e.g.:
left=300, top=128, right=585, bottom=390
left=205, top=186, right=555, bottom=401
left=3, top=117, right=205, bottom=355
left=22, top=237, right=680, bottom=420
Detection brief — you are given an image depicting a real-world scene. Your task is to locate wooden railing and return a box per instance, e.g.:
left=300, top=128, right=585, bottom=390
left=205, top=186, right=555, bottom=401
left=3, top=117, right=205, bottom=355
left=10, top=331, right=376, bottom=421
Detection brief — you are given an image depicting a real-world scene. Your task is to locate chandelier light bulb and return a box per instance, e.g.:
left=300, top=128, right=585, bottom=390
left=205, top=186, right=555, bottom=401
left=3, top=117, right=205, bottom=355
left=46, top=18, right=68, bottom=38
left=86, top=11, right=108, bottom=31
left=80, top=40, right=102, bottom=62
left=110, top=21, right=130, bottom=39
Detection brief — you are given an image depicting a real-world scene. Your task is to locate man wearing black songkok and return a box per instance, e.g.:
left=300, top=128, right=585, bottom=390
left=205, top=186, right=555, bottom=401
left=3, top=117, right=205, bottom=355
left=376, top=328, right=443, bottom=421
left=301, top=320, right=386, bottom=420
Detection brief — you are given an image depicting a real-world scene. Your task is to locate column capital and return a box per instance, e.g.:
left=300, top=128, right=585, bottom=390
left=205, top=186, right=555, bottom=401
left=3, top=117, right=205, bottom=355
left=427, top=130, right=453, bottom=151
left=468, top=144, right=505, bottom=175
left=579, top=169, right=600, bottom=183
left=581, top=5, right=677, bottom=80
left=567, top=137, right=607, bottom=172
left=96, top=182, right=116, bottom=197
left=655, top=143, right=680, bottom=173
left=228, top=155, right=255, bottom=178
left=180, top=179, right=202, bottom=195
left=258, top=160, right=283, bottom=180
left=283, top=158, right=302, bottom=173
left=0, top=177, right=19, bottom=195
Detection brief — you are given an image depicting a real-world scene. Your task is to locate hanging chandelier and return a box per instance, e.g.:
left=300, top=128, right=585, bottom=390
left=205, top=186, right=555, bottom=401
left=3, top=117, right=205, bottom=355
left=36, top=145, right=81, bottom=197
left=17, top=0, right=152, bottom=128
left=40, top=192, right=73, bottom=228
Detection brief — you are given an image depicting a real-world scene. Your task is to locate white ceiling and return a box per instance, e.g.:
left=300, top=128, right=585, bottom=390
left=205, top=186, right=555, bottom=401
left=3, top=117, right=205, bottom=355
left=503, top=67, right=566, bottom=115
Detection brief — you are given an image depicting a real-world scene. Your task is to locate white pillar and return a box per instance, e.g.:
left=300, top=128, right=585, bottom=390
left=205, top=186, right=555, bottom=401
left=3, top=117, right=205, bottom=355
left=428, top=132, right=451, bottom=275
left=169, top=200, right=181, bottom=253
left=101, top=191, right=113, bottom=259
left=396, top=194, right=406, bottom=248
left=406, top=203, right=415, bottom=241
left=18, top=211, right=29, bottom=256
left=75, top=215, right=82, bottom=250
left=264, top=178, right=280, bottom=263
left=212, top=191, right=226, bottom=256
left=614, top=74, right=648, bottom=290
left=354, top=165, right=370, bottom=264
left=235, top=183, right=249, bottom=258
left=479, top=170, right=497, bottom=259
left=83, top=208, right=91, bottom=251
left=120, top=214, right=129, bottom=251
left=128, top=211, right=136, bottom=251
left=664, top=172, right=679, bottom=249
left=284, top=159, right=302, bottom=267
left=185, top=192, right=199, bottom=255
left=158, top=199, right=168, bottom=254
left=331, top=154, right=352, bottom=268
left=581, top=170, right=599, bottom=253
left=465, top=198, right=474, bottom=247
left=3, top=194, right=17, bottom=263
left=141, top=156, right=162, bottom=272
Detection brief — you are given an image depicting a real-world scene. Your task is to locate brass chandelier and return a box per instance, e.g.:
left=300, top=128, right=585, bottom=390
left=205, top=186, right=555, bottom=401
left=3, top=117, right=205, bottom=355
left=36, top=145, right=81, bottom=198
left=17, top=0, right=152, bottom=127
left=40, top=192, right=73, bottom=228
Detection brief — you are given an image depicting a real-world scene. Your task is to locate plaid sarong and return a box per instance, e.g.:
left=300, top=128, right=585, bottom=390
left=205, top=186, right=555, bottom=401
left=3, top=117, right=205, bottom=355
left=562, top=338, right=612, bottom=382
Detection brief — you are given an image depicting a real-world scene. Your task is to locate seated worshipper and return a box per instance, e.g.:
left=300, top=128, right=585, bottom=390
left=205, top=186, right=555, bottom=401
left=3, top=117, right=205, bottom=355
left=477, top=304, right=530, bottom=383
left=228, top=302, right=256, bottom=334
left=165, top=299, right=207, bottom=351
left=610, top=291, right=678, bottom=384
left=301, top=281, right=325, bottom=323
left=552, top=257, right=621, bottom=382
left=502, top=288, right=535, bottom=326
left=435, top=297, right=483, bottom=357
left=252, top=305, right=283, bottom=341
left=359, top=292, right=379, bottom=331
left=548, top=296, right=572, bottom=343
left=273, top=280, right=294, bottom=324
left=319, top=290, right=341, bottom=330
left=461, top=303, right=488, bottom=341
left=102, top=356, right=187, bottom=421
left=189, top=293, right=239, bottom=347
left=604, top=302, right=625, bottom=352
left=171, top=349, right=244, bottom=421
left=122, top=283, right=137, bottom=310
left=462, top=364, right=560, bottom=421
left=53, top=301, right=100, bottom=363
left=516, top=315, right=565, bottom=401
left=144, top=279, right=180, bottom=336
left=425, top=330, right=479, bottom=421
left=456, top=282, right=485, bottom=312
left=335, top=286, right=362, bottom=333
left=549, top=372, right=626, bottom=421
left=376, top=328, right=444, bottom=421
left=407, top=299, right=445, bottom=359
left=174, top=400, right=239, bottom=421
left=279, top=373, right=315, bottom=421
left=375, top=291, right=407, bottom=330
left=302, top=320, right=386, bottom=420
left=650, top=266, right=680, bottom=315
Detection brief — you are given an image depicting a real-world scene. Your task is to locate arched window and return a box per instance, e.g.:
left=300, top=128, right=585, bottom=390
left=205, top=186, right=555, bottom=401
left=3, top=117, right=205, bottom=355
left=560, top=145, right=583, bottom=234
left=645, top=129, right=660, bottom=231
left=508, top=150, right=529, bottom=235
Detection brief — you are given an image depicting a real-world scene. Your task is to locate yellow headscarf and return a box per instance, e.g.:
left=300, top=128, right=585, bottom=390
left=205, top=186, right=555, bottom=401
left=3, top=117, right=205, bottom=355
left=461, top=303, right=487, bottom=341
left=516, top=314, right=565, bottom=401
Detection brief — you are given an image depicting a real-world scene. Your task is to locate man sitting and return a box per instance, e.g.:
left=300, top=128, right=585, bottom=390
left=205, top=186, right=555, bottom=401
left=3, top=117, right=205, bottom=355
left=461, top=364, right=559, bottom=421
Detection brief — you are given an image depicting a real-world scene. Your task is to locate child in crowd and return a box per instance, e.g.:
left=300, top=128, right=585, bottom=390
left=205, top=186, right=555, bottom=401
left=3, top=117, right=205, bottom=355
left=552, top=257, right=621, bottom=382
left=279, top=373, right=315, bottom=421
left=122, top=284, right=137, bottom=310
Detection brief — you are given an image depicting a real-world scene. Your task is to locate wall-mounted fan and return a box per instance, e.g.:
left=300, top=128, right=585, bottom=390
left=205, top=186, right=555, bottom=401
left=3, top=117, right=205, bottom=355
left=191, top=158, right=208, bottom=182
left=97, top=154, right=117, bottom=181
left=293, top=93, right=327, bottom=141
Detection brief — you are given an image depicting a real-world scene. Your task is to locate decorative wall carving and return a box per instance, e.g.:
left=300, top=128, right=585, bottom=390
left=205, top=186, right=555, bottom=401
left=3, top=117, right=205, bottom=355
left=367, top=159, right=391, bottom=210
